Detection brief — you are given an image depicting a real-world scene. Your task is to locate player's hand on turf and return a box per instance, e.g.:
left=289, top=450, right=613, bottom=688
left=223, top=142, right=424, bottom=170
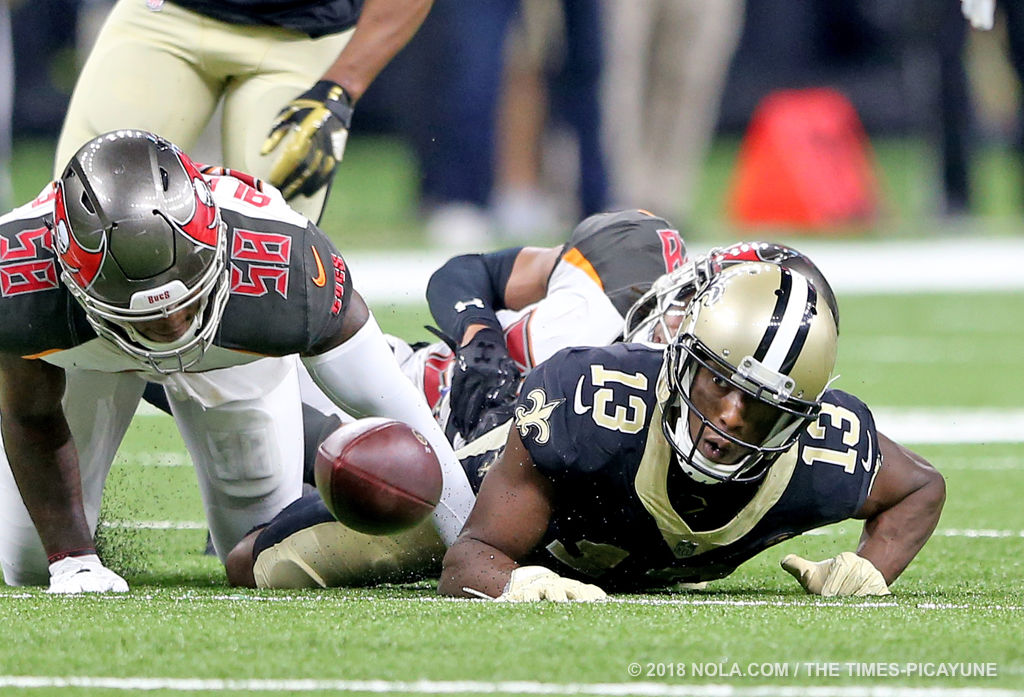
left=450, top=327, right=520, bottom=440
left=47, top=554, right=129, bottom=594
left=497, top=565, right=606, bottom=602
left=261, top=80, right=354, bottom=200
left=781, top=552, right=890, bottom=597
left=961, top=0, right=995, bottom=29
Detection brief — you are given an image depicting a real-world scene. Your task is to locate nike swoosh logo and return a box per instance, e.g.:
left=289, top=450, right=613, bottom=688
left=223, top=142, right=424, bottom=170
left=861, top=430, right=874, bottom=471
left=310, top=246, right=326, bottom=287
left=573, top=376, right=591, bottom=415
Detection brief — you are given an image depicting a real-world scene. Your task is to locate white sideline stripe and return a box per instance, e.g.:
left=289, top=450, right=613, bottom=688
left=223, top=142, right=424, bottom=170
left=346, top=238, right=1024, bottom=303
left=805, top=528, right=1024, bottom=539
left=99, top=519, right=1024, bottom=540
left=0, top=677, right=1020, bottom=696
left=872, top=409, right=1024, bottom=445
left=3, top=592, right=1022, bottom=612
left=130, top=405, right=1024, bottom=445
left=99, top=521, right=205, bottom=530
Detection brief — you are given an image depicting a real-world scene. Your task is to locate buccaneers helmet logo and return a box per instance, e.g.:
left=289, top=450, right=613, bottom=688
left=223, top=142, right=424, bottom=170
left=173, top=152, right=220, bottom=248
left=53, top=182, right=105, bottom=290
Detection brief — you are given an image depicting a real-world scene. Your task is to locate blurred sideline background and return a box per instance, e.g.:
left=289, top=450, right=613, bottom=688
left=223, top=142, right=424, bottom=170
left=6, top=0, right=1024, bottom=252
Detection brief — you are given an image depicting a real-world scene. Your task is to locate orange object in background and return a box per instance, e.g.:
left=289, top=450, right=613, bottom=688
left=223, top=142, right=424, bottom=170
left=728, top=88, right=880, bottom=230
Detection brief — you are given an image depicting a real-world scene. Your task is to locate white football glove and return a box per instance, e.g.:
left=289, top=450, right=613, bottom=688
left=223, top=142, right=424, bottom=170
left=497, top=565, right=607, bottom=602
left=961, top=0, right=995, bottom=30
left=47, top=554, right=129, bottom=594
left=781, top=552, right=890, bottom=597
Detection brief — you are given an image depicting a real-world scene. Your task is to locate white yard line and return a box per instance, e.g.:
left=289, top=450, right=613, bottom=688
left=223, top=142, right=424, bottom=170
left=130, top=405, right=1024, bottom=446
left=0, top=677, right=1019, bottom=696
left=871, top=409, right=1024, bottom=445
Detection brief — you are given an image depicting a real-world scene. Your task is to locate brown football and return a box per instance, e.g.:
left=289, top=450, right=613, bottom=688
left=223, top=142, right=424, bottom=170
left=314, top=417, right=443, bottom=535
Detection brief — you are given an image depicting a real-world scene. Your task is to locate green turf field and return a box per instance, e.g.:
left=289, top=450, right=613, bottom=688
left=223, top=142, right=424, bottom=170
left=2, top=139, right=1023, bottom=696
left=1, top=290, right=1021, bottom=696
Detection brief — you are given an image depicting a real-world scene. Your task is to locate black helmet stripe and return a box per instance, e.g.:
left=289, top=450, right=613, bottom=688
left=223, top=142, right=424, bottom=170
left=753, top=269, right=814, bottom=374
left=780, top=280, right=817, bottom=374
left=752, top=268, right=790, bottom=362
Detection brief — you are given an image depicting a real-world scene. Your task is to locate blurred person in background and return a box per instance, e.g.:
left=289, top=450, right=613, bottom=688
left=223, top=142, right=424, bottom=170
left=601, top=0, right=746, bottom=225
left=417, top=0, right=607, bottom=247
left=931, top=0, right=1024, bottom=217
left=0, top=0, right=12, bottom=212
left=53, top=0, right=434, bottom=224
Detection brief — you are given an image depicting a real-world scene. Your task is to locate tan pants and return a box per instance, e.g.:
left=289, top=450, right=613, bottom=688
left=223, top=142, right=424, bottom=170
left=602, top=0, right=745, bottom=221
left=55, top=0, right=352, bottom=221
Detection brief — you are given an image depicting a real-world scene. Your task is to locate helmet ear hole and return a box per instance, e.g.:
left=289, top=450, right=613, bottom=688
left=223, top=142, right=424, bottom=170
left=159, top=168, right=170, bottom=191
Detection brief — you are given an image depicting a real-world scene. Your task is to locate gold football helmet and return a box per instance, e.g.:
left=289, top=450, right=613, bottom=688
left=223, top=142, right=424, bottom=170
left=660, top=261, right=838, bottom=483
left=624, top=241, right=839, bottom=344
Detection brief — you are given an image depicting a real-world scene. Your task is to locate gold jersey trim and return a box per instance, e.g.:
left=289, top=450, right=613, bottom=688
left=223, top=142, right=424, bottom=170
left=634, top=366, right=798, bottom=558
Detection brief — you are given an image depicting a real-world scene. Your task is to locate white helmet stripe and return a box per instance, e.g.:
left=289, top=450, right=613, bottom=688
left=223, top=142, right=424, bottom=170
left=761, top=270, right=811, bottom=372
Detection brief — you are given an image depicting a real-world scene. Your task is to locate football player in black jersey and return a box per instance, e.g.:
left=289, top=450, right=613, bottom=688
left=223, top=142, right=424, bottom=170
left=225, top=208, right=688, bottom=588
left=439, top=261, right=945, bottom=600
left=0, top=131, right=473, bottom=593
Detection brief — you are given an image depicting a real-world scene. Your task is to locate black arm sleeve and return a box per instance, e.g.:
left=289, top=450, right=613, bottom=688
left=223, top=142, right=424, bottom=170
left=426, top=247, right=523, bottom=340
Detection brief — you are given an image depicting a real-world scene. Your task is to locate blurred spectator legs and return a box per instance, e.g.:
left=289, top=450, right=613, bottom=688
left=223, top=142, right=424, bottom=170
left=0, top=0, right=12, bottom=210
left=419, top=0, right=516, bottom=247
left=419, top=0, right=607, bottom=248
left=494, top=0, right=607, bottom=240
left=935, top=0, right=972, bottom=216
left=493, top=1, right=558, bottom=241
left=602, top=0, right=745, bottom=224
left=1002, top=0, right=1024, bottom=198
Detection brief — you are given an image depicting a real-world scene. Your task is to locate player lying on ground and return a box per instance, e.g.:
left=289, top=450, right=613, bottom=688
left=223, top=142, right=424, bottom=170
left=438, top=261, right=945, bottom=600
left=351, top=208, right=688, bottom=446
left=224, top=208, right=687, bottom=586
left=0, top=130, right=473, bottom=593
left=227, top=246, right=943, bottom=597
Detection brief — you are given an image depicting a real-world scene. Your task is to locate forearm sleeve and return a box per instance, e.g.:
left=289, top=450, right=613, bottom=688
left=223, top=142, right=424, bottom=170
left=426, top=247, right=522, bottom=339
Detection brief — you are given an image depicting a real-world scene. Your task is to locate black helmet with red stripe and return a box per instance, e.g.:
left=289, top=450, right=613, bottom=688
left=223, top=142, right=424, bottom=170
left=54, top=130, right=229, bottom=371
left=659, top=261, right=838, bottom=484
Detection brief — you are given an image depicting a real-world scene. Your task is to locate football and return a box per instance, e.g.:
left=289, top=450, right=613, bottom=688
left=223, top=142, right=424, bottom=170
left=314, top=417, right=443, bottom=535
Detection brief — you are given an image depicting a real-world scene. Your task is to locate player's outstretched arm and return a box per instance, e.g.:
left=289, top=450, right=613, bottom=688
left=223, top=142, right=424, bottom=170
left=782, top=432, right=943, bottom=596
left=851, top=432, right=946, bottom=584
left=262, top=0, right=433, bottom=199
left=439, top=427, right=554, bottom=598
left=0, top=355, right=127, bottom=592
left=300, top=291, right=476, bottom=545
left=427, top=247, right=562, bottom=440
left=440, top=427, right=604, bottom=602
left=427, top=246, right=563, bottom=342
left=0, top=356, right=89, bottom=555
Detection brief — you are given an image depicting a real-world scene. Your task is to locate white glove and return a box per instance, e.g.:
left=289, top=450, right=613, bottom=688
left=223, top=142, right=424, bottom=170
left=47, top=554, right=129, bottom=594
left=781, top=552, right=890, bottom=597
left=497, top=565, right=607, bottom=602
left=961, top=0, right=995, bottom=30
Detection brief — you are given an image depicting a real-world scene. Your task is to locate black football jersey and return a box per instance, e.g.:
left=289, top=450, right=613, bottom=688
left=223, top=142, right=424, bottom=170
left=167, top=0, right=364, bottom=38
left=0, top=177, right=352, bottom=365
left=511, top=343, right=880, bottom=590
left=559, top=209, right=687, bottom=316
